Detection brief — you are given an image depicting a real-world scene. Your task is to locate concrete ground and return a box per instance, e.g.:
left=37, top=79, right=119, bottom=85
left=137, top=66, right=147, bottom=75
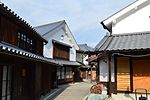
left=53, top=81, right=94, bottom=100
left=112, top=93, right=150, bottom=100
left=42, top=81, right=150, bottom=100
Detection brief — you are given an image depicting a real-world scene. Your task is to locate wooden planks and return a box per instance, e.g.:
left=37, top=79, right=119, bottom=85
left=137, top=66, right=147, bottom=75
left=117, top=57, right=131, bottom=91
left=53, top=43, right=69, bottom=60
left=133, top=59, right=150, bottom=92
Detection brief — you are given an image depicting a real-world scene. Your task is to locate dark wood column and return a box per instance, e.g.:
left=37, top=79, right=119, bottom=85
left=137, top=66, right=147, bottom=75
left=129, top=57, right=133, bottom=92
left=34, top=63, right=42, bottom=100
left=97, top=58, right=100, bottom=82
left=114, top=54, right=117, bottom=94
left=107, top=54, right=112, bottom=96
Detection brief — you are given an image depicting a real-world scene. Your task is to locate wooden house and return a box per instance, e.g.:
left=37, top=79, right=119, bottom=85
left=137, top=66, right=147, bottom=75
left=0, top=3, right=58, bottom=100
left=95, top=0, right=150, bottom=94
left=34, top=20, right=81, bottom=84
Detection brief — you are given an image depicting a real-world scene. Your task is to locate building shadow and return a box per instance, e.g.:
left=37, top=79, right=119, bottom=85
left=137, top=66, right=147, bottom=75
left=51, top=84, right=70, bottom=100
left=41, top=84, right=70, bottom=100
left=124, top=91, right=135, bottom=100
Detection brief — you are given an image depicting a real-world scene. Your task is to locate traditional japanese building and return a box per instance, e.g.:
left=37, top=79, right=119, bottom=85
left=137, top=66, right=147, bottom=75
left=95, top=0, right=150, bottom=94
left=0, top=3, right=59, bottom=100
left=34, top=20, right=81, bottom=84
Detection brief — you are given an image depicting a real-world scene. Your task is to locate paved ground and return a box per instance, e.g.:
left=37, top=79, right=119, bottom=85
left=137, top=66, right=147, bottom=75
left=112, top=93, right=150, bottom=100
left=42, top=81, right=150, bottom=100
left=53, top=81, right=94, bottom=100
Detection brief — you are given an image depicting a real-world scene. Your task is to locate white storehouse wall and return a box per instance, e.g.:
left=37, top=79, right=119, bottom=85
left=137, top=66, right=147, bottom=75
left=99, top=57, right=115, bottom=82
left=112, top=4, right=150, bottom=34
left=43, top=28, right=77, bottom=61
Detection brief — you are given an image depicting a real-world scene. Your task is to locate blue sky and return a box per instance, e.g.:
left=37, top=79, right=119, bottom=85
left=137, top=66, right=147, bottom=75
left=1, top=0, right=135, bottom=47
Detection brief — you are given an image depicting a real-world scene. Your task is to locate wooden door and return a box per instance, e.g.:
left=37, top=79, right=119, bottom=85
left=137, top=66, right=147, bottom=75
left=0, top=65, right=12, bottom=100
left=12, top=66, right=29, bottom=100
left=117, top=57, right=131, bottom=91
left=133, top=59, right=150, bottom=92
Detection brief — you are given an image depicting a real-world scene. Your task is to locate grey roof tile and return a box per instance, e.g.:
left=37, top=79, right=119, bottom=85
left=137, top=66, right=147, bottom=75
left=0, top=41, right=59, bottom=65
left=54, top=59, right=81, bottom=66
left=78, top=44, right=94, bottom=52
left=95, top=35, right=108, bottom=51
left=34, top=20, right=65, bottom=36
left=95, top=33, right=150, bottom=52
left=52, top=39, right=71, bottom=48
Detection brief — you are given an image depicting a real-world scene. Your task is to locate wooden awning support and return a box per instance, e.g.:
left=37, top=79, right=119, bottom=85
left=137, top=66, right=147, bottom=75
left=107, top=54, right=112, bottom=97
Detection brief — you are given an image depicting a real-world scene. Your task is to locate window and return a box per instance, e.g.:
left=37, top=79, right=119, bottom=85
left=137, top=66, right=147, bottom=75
left=57, top=67, right=66, bottom=80
left=57, top=67, right=61, bottom=79
left=17, top=32, right=34, bottom=52
left=65, top=67, right=73, bottom=79
left=1, top=66, right=12, bottom=100
left=53, top=43, right=69, bottom=60
left=61, top=67, right=65, bottom=79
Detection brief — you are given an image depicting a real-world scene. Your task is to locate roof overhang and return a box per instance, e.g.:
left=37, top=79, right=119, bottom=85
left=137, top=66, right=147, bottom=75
left=54, top=59, right=81, bottom=67
left=101, top=0, right=150, bottom=32
left=0, top=41, right=58, bottom=66
left=52, top=40, right=72, bottom=48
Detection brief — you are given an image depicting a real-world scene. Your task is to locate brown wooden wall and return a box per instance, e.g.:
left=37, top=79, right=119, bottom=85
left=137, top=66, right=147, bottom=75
left=53, top=43, right=69, bottom=60
left=41, top=64, right=57, bottom=95
left=117, top=57, right=131, bottom=91
left=35, top=40, right=43, bottom=55
left=133, top=58, right=150, bottom=92
left=0, top=10, right=44, bottom=55
left=0, top=16, right=17, bottom=45
left=12, top=63, right=36, bottom=100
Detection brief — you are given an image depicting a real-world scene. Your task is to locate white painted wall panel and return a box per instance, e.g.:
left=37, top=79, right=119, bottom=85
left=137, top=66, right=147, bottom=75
left=111, top=56, right=115, bottom=82
left=99, top=59, right=108, bottom=82
left=43, top=28, right=77, bottom=61
left=99, top=57, right=115, bottom=82
left=83, top=55, right=89, bottom=65
left=112, top=5, right=150, bottom=34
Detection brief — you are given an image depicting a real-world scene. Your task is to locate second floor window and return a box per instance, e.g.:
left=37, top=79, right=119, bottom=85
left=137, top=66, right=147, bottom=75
left=53, top=43, right=70, bottom=60
left=17, top=32, right=34, bottom=52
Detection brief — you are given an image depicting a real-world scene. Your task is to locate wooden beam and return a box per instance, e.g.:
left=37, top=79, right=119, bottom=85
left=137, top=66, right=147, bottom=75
left=107, top=54, right=112, bottom=96
left=97, top=58, right=100, bottom=82
left=34, top=63, right=42, bottom=100
left=114, top=54, right=117, bottom=94
left=129, top=57, right=133, bottom=92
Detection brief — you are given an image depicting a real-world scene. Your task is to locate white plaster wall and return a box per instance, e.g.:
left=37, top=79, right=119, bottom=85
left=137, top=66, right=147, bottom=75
left=99, top=57, right=115, bottom=82
left=43, top=28, right=77, bottom=61
left=111, top=56, right=115, bottom=82
left=99, top=59, right=108, bottom=82
left=83, top=55, right=89, bottom=65
left=112, top=5, right=150, bottom=34
left=70, top=47, right=76, bottom=61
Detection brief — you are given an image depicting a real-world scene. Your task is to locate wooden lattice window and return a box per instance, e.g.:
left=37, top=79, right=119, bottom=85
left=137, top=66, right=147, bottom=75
left=17, top=32, right=34, bottom=52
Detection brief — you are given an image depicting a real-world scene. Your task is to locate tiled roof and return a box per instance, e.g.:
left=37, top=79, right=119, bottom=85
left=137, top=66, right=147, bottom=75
left=79, top=44, right=94, bottom=52
left=34, top=20, right=79, bottom=50
left=52, top=40, right=72, bottom=48
left=54, top=59, right=81, bottom=66
left=95, top=32, right=150, bottom=52
left=34, top=20, right=65, bottom=36
left=0, top=41, right=59, bottom=65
